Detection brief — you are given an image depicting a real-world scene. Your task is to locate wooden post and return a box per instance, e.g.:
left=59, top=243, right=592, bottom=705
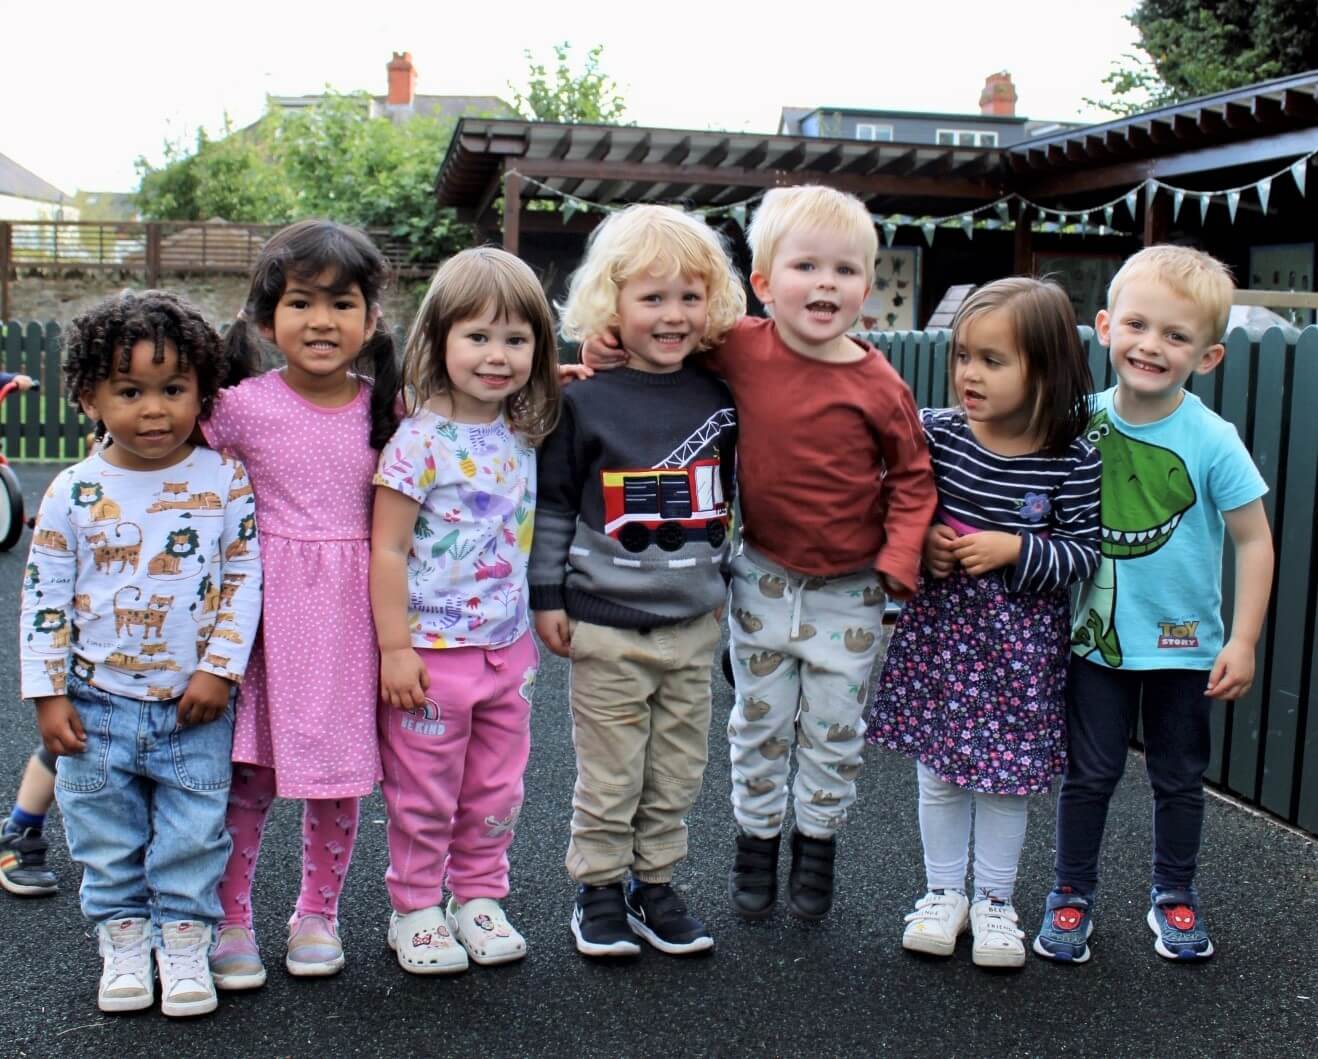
left=1143, top=183, right=1171, bottom=246
left=1013, top=204, right=1033, bottom=274
left=146, top=222, right=162, bottom=288
left=502, top=169, right=522, bottom=256
left=0, top=222, right=11, bottom=321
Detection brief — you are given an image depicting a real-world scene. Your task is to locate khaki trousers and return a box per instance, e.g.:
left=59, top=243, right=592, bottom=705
left=565, top=613, right=721, bottom=885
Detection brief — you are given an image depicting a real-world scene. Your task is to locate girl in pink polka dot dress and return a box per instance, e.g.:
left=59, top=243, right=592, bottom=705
left=204, top=221, right=403, bottom=989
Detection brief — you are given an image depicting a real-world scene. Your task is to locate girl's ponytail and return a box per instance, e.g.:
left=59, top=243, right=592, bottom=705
left=222, top=316, right=264, bottom=389
left=363, top=323, right=402, bottom=450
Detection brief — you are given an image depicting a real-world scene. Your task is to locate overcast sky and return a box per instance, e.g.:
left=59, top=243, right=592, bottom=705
left=5, top=0, right=1142, bottom=195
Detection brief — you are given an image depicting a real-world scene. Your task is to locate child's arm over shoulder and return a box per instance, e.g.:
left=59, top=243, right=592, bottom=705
left=528, top=399, right=585, bottom=612
left=1208, top=498, right=1273, bottom=701
left=873, top=380, right=937, bottom=599
left=198, top=458, right=262, bottom=688
left=198, top=380, right=249, bottom=456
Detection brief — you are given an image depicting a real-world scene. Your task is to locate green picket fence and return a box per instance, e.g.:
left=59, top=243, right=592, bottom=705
left=7, top=317, right=1318, bottom=832
left=860, top=324, right=1318, bottom=833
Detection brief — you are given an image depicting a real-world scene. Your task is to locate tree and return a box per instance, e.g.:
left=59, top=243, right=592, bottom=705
left=134, top=92, right=472, bottom=262
left=1089, top=0, right=1318, bottom=116
left=508, top=42, right=627, bottom=124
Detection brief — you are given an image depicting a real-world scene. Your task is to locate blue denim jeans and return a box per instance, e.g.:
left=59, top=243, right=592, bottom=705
left=1054, top=657, right=1212, bottom=893
left=55, top=675, right=234, bottom=926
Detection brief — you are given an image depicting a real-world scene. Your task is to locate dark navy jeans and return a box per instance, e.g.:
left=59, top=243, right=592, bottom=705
left=1054, top=656, right=1212, bottom=893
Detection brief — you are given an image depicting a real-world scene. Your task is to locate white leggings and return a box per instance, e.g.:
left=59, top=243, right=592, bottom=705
left=917, top=763, right=1029, bottom=903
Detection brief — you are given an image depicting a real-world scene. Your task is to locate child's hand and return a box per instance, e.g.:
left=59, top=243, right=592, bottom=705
left=879, top=572, right=914, bottom=602
left=950, top=531, right=1021, bottom=576
left=178, top=671, right=233, bottom=727
left=923, top=524, right=958, bottom=579
left=11, top=373, right=34, bottom=391
left=1206, top=638, right=1256, bottom=700
left=558, top=363, right=594, bottom=384
left=535, top=610, right=572, bottom=657
left=35, top=695, right=85, bottom=755
left=579, top=333, right=627, bottom=371
left=381, top=647, right=429, bottom=710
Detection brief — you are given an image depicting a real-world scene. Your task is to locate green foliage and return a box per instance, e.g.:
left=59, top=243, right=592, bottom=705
left=1091, top=1, right=1318, bottom=116
left=509, top=42, right=627, bottom=124
left=134, top=92, right=473, bottom=261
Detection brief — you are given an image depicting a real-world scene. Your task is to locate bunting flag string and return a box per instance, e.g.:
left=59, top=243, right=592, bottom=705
left=506, top=148, right=1315, bottom=247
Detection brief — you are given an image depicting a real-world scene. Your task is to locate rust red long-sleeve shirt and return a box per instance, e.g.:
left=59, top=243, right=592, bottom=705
left=712, top=317, right=936, bottom=594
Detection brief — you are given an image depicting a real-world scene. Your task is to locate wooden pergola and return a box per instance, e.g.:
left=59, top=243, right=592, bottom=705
left=434, top=71, right=1318, bottom=301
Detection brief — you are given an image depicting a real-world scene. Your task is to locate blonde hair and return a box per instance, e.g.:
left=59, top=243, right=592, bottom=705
left=559, top=204, right=746, bottom=346
left=1107, top=245, right=1235, bottom=342
left=748, top=185, right=878, bottom=284
left=404, top=246, right=561, bottom=444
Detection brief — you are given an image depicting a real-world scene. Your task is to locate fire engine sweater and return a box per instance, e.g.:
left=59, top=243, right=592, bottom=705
left=529, top=364, right=737, bottom=629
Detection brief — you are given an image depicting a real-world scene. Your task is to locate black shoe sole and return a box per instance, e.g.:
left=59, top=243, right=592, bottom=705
left=787, top=894, right=830, bottom=922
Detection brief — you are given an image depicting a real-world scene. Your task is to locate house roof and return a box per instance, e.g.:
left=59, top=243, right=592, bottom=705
left=0, top=151, right=69, bottom=204
left=270, top=93, right=517, bottom=124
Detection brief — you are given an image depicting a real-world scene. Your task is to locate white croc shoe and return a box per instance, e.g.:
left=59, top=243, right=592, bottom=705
left=970, top=899, right=1027, bottom=969
left=388, top=907, right=469, bottom=975
left=902, top=890, right=970, bottom=957
left=446, top=897, right=527, bottom=966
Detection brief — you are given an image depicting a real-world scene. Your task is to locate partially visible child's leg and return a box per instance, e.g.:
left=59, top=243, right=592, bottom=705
left=296, top=797, right=361, bottom=921
left=967, top=791, right=1029, bottom=968
left=1, top=747, right=58, bottom=896
left=564, top=621, right=656, bottom=958
left=1140, top=668, right=1215, bottom=960
left=444, top=630, right=538, bottom=965
left=902, top=763, right=972, bottom=956
left=217, top=764, right=278, bottom=928
left=627, top=611, right=721, bottom=955
left=1035, top=657, right=1138, bottom=963
left=378, top=645, right=480, bottom=974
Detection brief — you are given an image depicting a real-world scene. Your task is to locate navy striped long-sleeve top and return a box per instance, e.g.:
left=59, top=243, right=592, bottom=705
left=923, top=408, right=1102, bottom=595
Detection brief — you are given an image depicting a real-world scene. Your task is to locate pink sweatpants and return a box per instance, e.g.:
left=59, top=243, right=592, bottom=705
left=379, top=631, right=537, bottom=913
left=217, top=764, right=361, bottom=927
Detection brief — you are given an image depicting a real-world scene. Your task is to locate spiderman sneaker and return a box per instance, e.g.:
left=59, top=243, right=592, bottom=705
left=1147, top=888, right=1214, bottom=961
left=1032, top=886, right=1094, bottom=963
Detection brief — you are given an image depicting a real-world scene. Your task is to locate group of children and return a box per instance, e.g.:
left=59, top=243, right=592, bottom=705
left=4, top=182, right=1273, bottom=1018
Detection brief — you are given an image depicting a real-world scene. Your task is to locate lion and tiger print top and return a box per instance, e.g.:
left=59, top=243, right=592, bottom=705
left=19, top=447, right=263, bottom=701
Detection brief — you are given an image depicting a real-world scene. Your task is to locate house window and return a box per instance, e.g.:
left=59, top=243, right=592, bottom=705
left=855, top=123, right=894, bottom=142
left=936, top=129, right=999, bottom=147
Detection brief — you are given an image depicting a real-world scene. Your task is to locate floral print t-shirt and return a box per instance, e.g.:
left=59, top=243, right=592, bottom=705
left=375, top=408, right=536, bottom=650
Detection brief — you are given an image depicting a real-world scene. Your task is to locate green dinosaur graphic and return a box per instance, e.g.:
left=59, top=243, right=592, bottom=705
left=1071, top=410, right=1195, bottom=667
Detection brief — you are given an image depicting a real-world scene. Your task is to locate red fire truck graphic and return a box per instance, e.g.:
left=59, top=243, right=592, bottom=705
left=599, top=409, right=734, bottom=553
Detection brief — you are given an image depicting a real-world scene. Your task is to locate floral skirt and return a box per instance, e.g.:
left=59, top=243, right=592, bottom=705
left=866, top=567, right=1071, bottom=795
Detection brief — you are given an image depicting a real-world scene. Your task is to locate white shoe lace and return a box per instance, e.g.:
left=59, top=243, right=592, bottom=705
left=107, top=936, right=151, bottom=980
left=160, top=935, right=209, bottom=993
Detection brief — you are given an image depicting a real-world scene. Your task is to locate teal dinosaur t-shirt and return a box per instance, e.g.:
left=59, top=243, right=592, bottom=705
left=1071, top=387, right=1267, bottom=671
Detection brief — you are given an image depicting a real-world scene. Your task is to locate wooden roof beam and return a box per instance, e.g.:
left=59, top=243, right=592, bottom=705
left=1251, top=94, right=1283, bottom=123
left=877, top=147, right=918, bottom=174
left=736, top=141, right=769, bottom=170
left=1223, top=101, right=1252, bottom=129
left=842, top=146, right=881, bottom=174
left=1148, top=119, right=1175, bottom=146
left=697, top=137, right=732, bottom=167
left=623, top=134, right=652, bottom=163
left=586, top=132, right=614, bottom=161
left=660, top=137, right=691, bottom=165
left=770, top=142, right=807, bottom=169
left=809, top=144, right=846, bottom=173
left=1198, top=107, right=1227, bottom=134
left=1282, top=89, right=1318, bottom=119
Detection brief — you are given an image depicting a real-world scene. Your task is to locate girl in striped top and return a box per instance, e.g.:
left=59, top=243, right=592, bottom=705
left=867, top=277, right=1101, bottom=969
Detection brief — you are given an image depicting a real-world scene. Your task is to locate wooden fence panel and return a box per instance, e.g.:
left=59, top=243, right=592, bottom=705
left=21, top=323, right=43, bottom=460
left=42, top=323, right=64, bottom=461
left=1297, top=330, right=1318, bottom=832
left=3, top=323, right=21, bottom=456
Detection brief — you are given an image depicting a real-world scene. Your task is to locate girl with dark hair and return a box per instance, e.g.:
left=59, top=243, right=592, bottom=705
left=205, top=220, right=401, bottom=989
left=866, top=277, right=1102, bottom=970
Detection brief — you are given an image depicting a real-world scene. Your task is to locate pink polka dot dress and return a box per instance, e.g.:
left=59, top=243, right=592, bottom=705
left=202, top=371, right=380, bottom=798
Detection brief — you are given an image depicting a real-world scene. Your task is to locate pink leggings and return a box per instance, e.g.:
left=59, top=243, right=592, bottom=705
left=217, top=764, right=360, bottom=927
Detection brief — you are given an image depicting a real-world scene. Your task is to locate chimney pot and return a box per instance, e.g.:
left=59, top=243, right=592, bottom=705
left=979, top=71, right=1017, bottom=117
left=387, top=51, right=416, bottom=107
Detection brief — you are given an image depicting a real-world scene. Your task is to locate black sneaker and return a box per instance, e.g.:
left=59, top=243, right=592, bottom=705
left=729, top=831, right=780, bottom=919
left=625, top=882, right=714, bottom=955
left=0, top=824, right=57, bottom=897
left=571, top=883, right=641, bottom=957
left=787, top=829, right=836, bottom=921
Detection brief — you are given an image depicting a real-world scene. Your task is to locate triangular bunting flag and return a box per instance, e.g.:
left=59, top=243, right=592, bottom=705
left=560, top=199, right=577, bottom=224
left=985, top=218, right=1002, bottom=231
left=995, top=200, right=1011, bottom=224
left=961, top=215, right=974, bottom=239
left=1173, top=189, right=1184, bottom=221
left=1292, top=158, right=1307, bottom=195
left=1104, top=205, right=1114, bottom=226
left=882, top=223, right=897, bottom=246
left=921, top=222, right=936, bottom=246
left=1226, top=189, right=1241, bottom=223
left=731, top=204, right=747, bottom=229
left=1199, top=193, right=1212, bottom=223
left=1124, top=189, right=1139, bottom=219
left=1257, top=177, right=1272, bottom=215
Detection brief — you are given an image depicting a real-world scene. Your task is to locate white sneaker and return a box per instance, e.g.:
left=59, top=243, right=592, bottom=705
left=902, top=890, right=969, bottom=957
left=387, top=907, right=469, bottom=975
left=156, top=921, right=217, bottom=1017
left=96, top=917, right=155, bottom=1013
left=446, top=896, right=527, bottom=966
left=970, top=898, right=1027, bottom=968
